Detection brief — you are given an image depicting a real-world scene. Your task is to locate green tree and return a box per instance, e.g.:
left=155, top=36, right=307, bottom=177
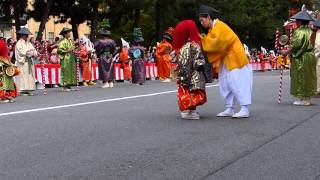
left=29, top=0, right=54, bottom=41
left=28, top=0, right=311, bottom=48
left=0, top=0, right=28, bottom=33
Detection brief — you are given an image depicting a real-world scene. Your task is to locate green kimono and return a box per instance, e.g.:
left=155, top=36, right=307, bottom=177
left=0, top=64, right=15, bottom=91
left=57, top=38, right=77, bottom=87
left=291, top=25, right=317, bottom=98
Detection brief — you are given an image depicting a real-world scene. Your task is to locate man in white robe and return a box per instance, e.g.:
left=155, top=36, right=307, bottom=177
left=15, top=28, right=38, bottom=96
left=314, top=20, right=320, bottom=94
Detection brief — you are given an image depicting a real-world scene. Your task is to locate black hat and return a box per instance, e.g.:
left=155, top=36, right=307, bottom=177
left=291, top=10, right=313, bottom=21
left=99, top=29, right=111, bottom=36
left=199, top=5, right=219, bottom=19
left=17, top=28, right=32, bottom=35
left=134, top=37, right=144, bottom=43
left=163, top=34, right=172, bottom=41
left=59, top=27, right=72, bottom=35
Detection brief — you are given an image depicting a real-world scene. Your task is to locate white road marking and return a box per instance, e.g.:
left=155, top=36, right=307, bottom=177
left=0, top=84, right=219, bottom=117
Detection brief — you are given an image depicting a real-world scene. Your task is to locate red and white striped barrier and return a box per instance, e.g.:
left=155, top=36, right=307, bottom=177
left=113, top=63, right=160, bottom=80
left=114, top=63, right=124, bottom=81
left=34, top=63, right=160, bottom=84
left=250, top=62, right=273, bottom=71
left=35, top=62, right=273, bottom=84
left=35, top=64, right=99, bottom=84
left=35, top=64, right=60, bottom=85
left=145, top=63, right=158, bottom=79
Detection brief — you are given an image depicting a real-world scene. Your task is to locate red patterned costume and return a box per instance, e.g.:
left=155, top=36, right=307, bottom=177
left=0, top=39, right=18, bottom=101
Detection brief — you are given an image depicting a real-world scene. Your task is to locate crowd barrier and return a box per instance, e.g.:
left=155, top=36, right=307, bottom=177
left=34, top=62, right=273, bottom=85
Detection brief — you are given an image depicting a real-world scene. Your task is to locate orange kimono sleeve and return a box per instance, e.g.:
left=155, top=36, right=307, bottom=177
left=80, top=46, right=88, bottom=62
left=120, top=48, right=129, bottom=62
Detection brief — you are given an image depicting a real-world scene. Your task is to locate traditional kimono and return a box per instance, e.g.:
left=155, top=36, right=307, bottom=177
left=120, top=47, right=131, bottom=81
left=15, top=39, right=38, bottom=92
left=94, top=39, right=116, bottom=82
left=79, top=44, right=92, bottom=81
left=129, top=46, right=146, bottom=84
left=57, top=38, right=77, bottom=87
left=201, top=19, right=253, bottom=109
left=314, top=29, right=320, bottom=93
left=176, top=42, right=207, bottom=111
left=156, top=40, right=172, bottom=79
left=291, top=25, right=317, bottom=97
left=0, top=40, right=17, bottom=100
left=177, top=42, right=206, bottom=90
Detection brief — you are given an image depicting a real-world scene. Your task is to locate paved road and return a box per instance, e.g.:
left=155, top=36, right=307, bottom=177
left=0, top=71, right=319, bottom=180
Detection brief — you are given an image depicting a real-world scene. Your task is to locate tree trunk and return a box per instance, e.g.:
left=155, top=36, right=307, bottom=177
left=71, top=21, right=79, bottom=40
left=155, top=0, right=162, bottom=41
left=12, top=3, right=21, bottom=35
left=133, top=1, right=141, bottom=27
left=90, top=3, right=99, bottom=41
left=36, top=0, right=53, bottom=41
left=12, top=0, right=28, bottom=39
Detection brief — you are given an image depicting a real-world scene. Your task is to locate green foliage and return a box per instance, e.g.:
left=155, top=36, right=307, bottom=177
left=0, top=0, right=28, bottom=31
left=100, top=19, right=111, bottom=30
left=25, top=0, right=317, bottom=48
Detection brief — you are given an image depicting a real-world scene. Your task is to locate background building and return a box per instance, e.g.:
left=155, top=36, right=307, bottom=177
left=0, top=0, right=91, bottom=41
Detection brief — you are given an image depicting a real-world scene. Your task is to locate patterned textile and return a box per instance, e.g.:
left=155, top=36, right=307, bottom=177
left=176, top=42, right=206, bottom=91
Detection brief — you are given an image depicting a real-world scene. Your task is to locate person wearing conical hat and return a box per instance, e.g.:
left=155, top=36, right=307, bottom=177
left=94, top=29, right=117, bottom=88
left=282, top=9, right=317, bottom=105
left=57, top=27, right=77, bottom=91
left=313, top=19, right=320, bottom=95
left=199, top=5, right=253, bottom=118
left=129, top=28, right=146, bottom=85
left=15, top=27, right=38, bottom=96
left=156, top=27, right=174, bottom=83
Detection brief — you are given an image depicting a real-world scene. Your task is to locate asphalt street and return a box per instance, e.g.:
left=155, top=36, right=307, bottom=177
left=0, top=71, right=320, bottom=180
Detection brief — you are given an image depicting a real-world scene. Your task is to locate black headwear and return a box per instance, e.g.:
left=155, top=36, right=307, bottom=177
left=198, top=5, right=219, bottom=19
left=291, top=10, right=313, bottom=21
left=59, top=27, right=72, bottom=36
left=17, top=27, right=33, bottom=35
left=99, top=29, right=112, bottom=36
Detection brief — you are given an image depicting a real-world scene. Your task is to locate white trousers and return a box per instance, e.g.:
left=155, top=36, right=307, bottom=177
left=219, top=64, right=253, bottom=108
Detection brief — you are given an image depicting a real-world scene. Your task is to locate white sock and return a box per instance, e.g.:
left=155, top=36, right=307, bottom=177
left=240, top=105, right=249, bottom=113
left=225, top=107, right=234, bottom=113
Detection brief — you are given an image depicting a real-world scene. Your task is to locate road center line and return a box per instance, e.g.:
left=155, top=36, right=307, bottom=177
left=0, top=84, right=219, bottom=117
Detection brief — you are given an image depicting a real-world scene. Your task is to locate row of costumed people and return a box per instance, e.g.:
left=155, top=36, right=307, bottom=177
left=0, top=25, right=177, bottom=102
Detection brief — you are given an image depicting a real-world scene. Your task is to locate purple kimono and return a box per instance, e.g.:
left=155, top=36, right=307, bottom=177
left=129, top=46, right=146, bottom=84
left=94, top=39, right=117, bottom=82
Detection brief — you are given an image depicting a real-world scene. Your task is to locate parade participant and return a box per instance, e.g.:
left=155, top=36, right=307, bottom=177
left=94, top=29, right=117, bottom=88
left=120, top=38, right=131, bottom=81
left=282, top=10, right=317, bottom=105
left=156, top=27, right=174, bottom=82
left=79, top=36, right=95, bottom=86
left=79, top=38, right=90, bottom=86
left=199, top=5, right=253, bottom=118
left=313, top=19, right=320, bottom=94
left=269, top=51, right=277, bottom=70
left=259, top=49, right=266, bottom=71
left=129, top=28, right=146, bottom=85
left=0, top=39, right=18, bottom=103
left=57, top=27, right=77, bottom=92
left=173, top=20, right=207, bottom=120
left=15, top=28, right=38, bottom=96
